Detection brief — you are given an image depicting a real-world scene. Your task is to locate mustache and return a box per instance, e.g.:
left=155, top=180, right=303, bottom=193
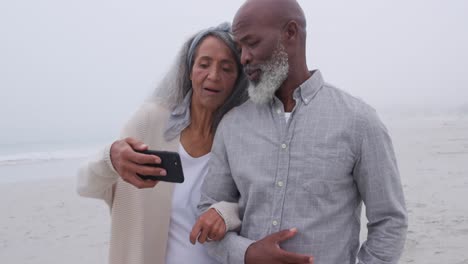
left=243, top=64, right=261, bottom=73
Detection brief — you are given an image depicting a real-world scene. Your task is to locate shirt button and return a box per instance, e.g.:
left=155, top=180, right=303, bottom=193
left=277, top=181, right=284, bottom=187
left=276, top=109, right=281, bottom=114
left=272, top=220, right=278, bottom=226
left=281, top=143, right=287, bottom=149
left=304, top=98, right=309, bottom=103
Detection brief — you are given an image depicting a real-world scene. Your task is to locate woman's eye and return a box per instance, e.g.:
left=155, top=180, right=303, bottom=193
left=223, top=67, right=233, bottom=72
left=199, top=64, right=209, bottom=68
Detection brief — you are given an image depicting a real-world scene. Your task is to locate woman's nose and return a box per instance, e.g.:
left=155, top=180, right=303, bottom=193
left=207, top=66, right=221, bottom=81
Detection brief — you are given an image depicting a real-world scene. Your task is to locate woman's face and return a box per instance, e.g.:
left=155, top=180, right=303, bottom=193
left=190, top=36, right=239, bottom=112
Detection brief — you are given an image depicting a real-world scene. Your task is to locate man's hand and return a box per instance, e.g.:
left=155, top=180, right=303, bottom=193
left=245, top=228, right=313, bottom=264
left=110, top=137, right=166, bottom=189
left=190, top=208, right=227, bottom=244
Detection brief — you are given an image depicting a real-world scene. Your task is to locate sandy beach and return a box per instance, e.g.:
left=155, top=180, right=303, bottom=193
left=1, top=113, right=468, bottom=264
left=386, top=113, right=468, bottom=264
left=0, top=160, right=110, bottom=263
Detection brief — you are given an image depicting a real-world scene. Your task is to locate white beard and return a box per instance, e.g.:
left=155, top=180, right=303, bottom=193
left=247, top=44, right=289, bottom=105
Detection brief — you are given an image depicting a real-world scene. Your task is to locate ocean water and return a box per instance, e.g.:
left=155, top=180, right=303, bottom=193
left=0, top=139, right=109, bottom=167
left=0, top=139, right=111, bottom=183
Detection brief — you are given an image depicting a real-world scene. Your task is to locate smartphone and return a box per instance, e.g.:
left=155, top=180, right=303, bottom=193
left=136, top=150, right=184, bottom=183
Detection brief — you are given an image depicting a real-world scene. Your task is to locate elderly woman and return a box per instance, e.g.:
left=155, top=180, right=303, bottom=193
left=77, top=23, right=245, bottom=264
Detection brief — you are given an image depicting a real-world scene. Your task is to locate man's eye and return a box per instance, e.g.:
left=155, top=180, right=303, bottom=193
left=223, top=67, right=233, bottom=72
left=199, top=64, right=209, bottom=68
left=247, top=40, right=259, bottom=48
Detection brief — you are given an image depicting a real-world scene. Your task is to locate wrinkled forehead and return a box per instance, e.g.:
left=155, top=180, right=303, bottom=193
left=232, top=19, right=252, bottom=42
left=233, top=15, right=271, bottom=42
left=232, top=2, right=283, bottom=41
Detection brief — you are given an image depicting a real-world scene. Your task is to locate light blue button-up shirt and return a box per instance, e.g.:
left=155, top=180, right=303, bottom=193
left=199, top=70, right=408, bottom=264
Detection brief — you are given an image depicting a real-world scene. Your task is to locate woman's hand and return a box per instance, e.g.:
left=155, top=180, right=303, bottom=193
left=190, top=208, right=227, bottom=244
left=110, top=137, right=166, bottom=189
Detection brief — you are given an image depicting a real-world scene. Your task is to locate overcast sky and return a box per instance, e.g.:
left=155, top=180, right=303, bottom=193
left=1, top=0, right=467, bottom=145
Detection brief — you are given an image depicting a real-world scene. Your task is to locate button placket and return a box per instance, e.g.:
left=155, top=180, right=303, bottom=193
left=270, top=99, right=292, bottom=233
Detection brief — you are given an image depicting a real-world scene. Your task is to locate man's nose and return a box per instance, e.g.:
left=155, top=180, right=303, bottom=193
left=240, top=49, right=252, bottom=65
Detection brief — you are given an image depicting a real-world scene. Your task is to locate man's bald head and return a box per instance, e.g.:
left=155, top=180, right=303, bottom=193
left=233, top=0, right=306, bottom=36
left=232, top=0, right=310, bottom=95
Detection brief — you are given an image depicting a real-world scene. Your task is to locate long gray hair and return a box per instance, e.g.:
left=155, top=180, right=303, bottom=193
left=150, top=22, right=248, bottom=131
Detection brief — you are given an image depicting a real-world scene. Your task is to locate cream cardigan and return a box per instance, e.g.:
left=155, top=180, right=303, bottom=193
left=77, top=102, right=239, bottom=264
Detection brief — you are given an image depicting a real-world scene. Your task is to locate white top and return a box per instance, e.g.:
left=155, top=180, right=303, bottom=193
left=285, top=112, right=292, bottom=122
left=165, top=143, right=217, bottom=264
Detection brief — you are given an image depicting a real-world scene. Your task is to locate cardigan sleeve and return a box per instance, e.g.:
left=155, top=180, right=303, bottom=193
left=76, top=103, right=153, bottom=208
left=209, top=201, right=242, bottom=232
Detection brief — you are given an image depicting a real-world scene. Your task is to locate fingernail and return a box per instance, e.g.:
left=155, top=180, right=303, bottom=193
left=154, top=157, right=161, bottom=164
left=141, top=144, right=148, bottom=149
left=161, top=170, right=167, bottom=176
left=309, top=257, right=313, bottom=263
left=289, top=227, right=297, bottom=232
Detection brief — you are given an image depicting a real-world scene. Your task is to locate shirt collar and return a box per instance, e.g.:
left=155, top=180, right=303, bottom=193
left=164, top=90, right=192, bottom=141
left=297, top=70, right=324, bottom=105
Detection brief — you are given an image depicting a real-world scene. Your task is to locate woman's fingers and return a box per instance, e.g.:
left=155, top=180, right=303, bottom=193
left=125, top=137, right=148, bottom=152
left=189, top=220, right=203, bottom=245
left=121, top=173, right=158, bottom=189
left=129, top=151, right=161, bottom=165
left=209, top=222, right=227, bottom=241
left=109, top=138, right=166, bottom=189
left=190, top=208, right=227, bottom=244
left=197, top=225, right=210, bottom=244
left=128, top=163, right=166, bottom=177
left=205, top=208, right=227, bottom=241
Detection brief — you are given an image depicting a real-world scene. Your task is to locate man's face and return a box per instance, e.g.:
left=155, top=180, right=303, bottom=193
left=232, top=21, right=283, bottom=83
left=233, top=20, right=289, bottom=104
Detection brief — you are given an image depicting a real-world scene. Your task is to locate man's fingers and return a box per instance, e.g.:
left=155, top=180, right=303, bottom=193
left=272, top=228, right=298, bottom=243
left=189, top=221, right=202, bottom=245
left=125, top=137, right=148, bottom=151
left=274, top=228, right=313, bottom=264
left=281, top=250, right=313, bottom=264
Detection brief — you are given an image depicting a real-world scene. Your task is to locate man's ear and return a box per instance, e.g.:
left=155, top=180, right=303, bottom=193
left=284, top=20, right=299, bottom=42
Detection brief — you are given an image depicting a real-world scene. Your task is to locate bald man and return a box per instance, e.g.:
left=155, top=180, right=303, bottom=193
left=198, top=1, right=408, bottom=263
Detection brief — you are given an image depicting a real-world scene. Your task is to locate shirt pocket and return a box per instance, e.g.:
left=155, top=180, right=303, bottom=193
left=297, top=144, right=355, bottom=182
